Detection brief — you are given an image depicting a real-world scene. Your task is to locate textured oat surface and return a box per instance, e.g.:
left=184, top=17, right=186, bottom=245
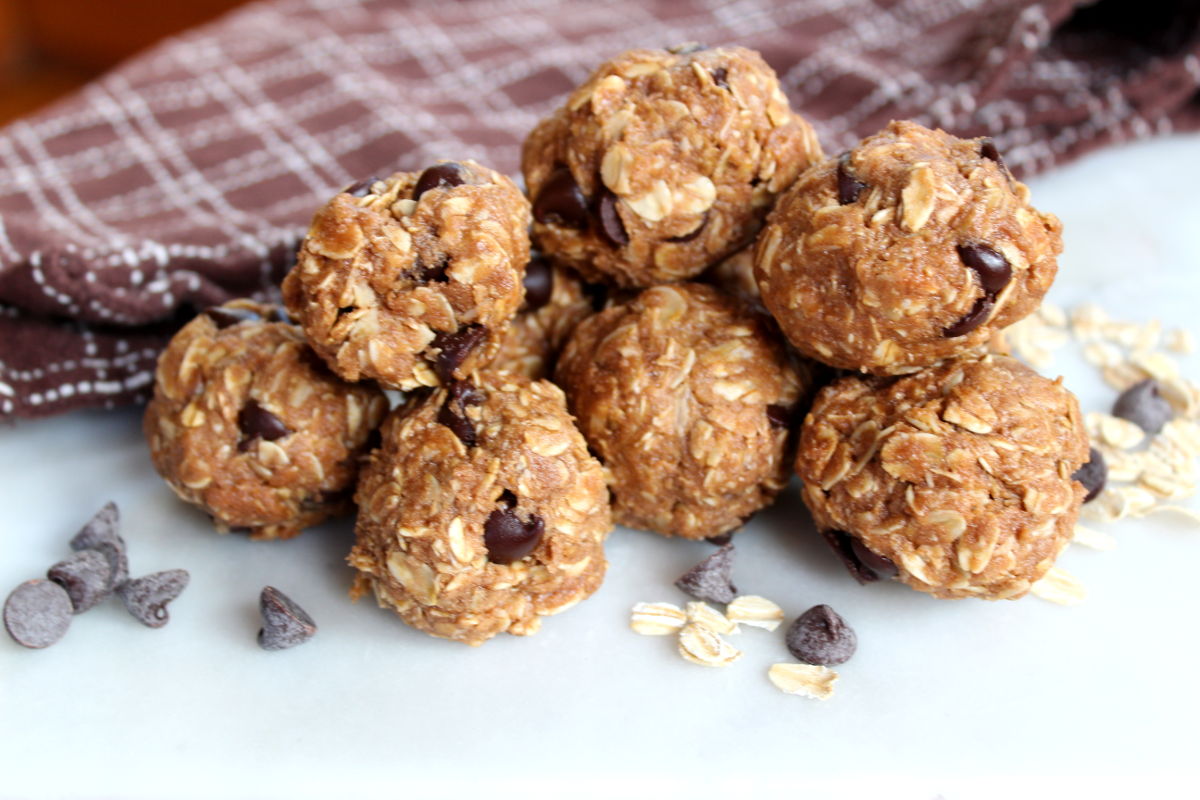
left=556, top=283, right=804, bottom=539
left=282, top=160, right=531, bottom=390
left=144, top=300, right=387, bottom=540
left=755, top=121, right=1062, bottom=374
left=491, top=258, right=594, bottom=380
left=796, top=355, right=1088, bottom=599
left=523, top=45, right=822, bottom=287
left=349, top=371, right=610, bottom=645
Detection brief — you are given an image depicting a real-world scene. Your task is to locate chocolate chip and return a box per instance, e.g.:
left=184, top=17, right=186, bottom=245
left=710, top=67, right=729, bottom=90
left=522, top=255, right=554, bottom=312
left=836, top=151, right=867, bottom=205
left=436, top=379, right=484, bottom=447
left=47, top=550, right=113, bottom=613
left=666, top=213, right=707, bottom=243
left=1073, top=447, right=1107, bottom=503
left=675, top=543, right=737, bottom=604
left=203, top=305, right=261, bottom=329
left=583, top=281, right=610, bottom=312
left=956, top=243, right=1012, bottom=296
left=942, top=295, right=994, bottom=338
left=413, top=162, right=468, bottom=201
left=483, top=497, right=545, bottom=564
left=4, top=580, right=73, bottom=648
left=533, top=167, right=589, bottom=229
left=980, top=138, right=1004, bottom=168
left=667, top=42, right=708, bottom=54
left=430, top=323, right=487, bottom=383
left=1113, top=378, right=1173, bottom=434
left=413, top=256, right=449, bottom=283
left=594, top=188, right=629, bottom=248
left=707, top=531, right=735, bottom=546
left=70, top=501, right=129, bottom=587
left=258, top=586, right=317, bottom=651
left=819, top=529, right=881, bottom=584
left=785, top=604, right=857, bottom=666
left=766, top=403, right=792, bottom=429
left=850, top=537, right=897, bottom=578
left=118, top=570, right=189, bottom=628
left=238, top=400, right=291, bottom=452
left=345, top=176, right=381, bottom=197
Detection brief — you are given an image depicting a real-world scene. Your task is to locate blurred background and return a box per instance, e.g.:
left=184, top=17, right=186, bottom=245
left=0, top=0, right=245, bottom=124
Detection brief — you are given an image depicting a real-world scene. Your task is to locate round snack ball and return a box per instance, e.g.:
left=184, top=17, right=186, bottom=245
left=796, top=355, right=1088, bottom=600
left=755, top=120, right=1062, bottom=374
left=350, top=371, right=611, bottom=646
left=283, top=160, right=531, bottom=390
left=523, top=44, right=823, bottom=288
left=145, top=300, right=388, bottom=540
left=555, top=283, right=806, bottom=539
left=490, top=254, right=594, bottom=380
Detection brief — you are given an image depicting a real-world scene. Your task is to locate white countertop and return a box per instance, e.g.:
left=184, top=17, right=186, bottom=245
left=3, top=134, right=1200, bottom=799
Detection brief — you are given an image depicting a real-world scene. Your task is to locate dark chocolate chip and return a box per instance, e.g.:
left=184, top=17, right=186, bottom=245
left=707, top=531, right=735, bottom=546
left=70, top=501, right=129, bottom=587
left=436, top=379, right=484, bottom=447
left=430, top=324, right=487, bottom=383
left=47, top=550, right=113, bottom=613
left=258, top=586, right=317, bottom=651
left=766, top=404, right=792, bottom=429
left=786, top=604, right=857, bottom=666
left=675, top=543, right=737, bottom=604
left=942, top=295, right=993, bottom=338
left=483, top=498, right=544, bottom=564
left=594, top=188, right=629, bottom=248
left=238, top=400, right=291, bottom=452
left=583, top=281, right=610, bottom=312
left=1113, top=378, right=1174, bottom=434
left=819, top=529, right=879, bottom=584
left=413, top=162, right=468, bottom=201
left=522, top=255, right=554, bottom=312
left=345, top=176, right=381, bottom=197
left=4, top=579, right=73, bottom=649
left=980, top=138, right=1004, bottom=168
left=710, top=67, right=729, bottom=90
left=118, top=570, right=189, bottom=629
left=1073, top=447, right=1107, bottom=504
left=956, top=243, right=1012, bottom=296
left=413, top=256, right=449, bottom=283
left=850, top=537, right=897, bottom=578
left=666, top=213, right=707, bottom=243
left=667, top=42, right=708, bottom=54
left=836, top=151, right=867, bottom=205
left=203, top=305, right=261, bottom=329
left=533, top=167, right=589, bottom=230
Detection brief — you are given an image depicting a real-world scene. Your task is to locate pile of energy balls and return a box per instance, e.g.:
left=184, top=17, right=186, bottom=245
left=143, top=44, right=1092, bottom=645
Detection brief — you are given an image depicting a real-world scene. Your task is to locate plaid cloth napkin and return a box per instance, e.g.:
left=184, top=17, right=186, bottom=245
left=1, top=0, right=1197, bottom=420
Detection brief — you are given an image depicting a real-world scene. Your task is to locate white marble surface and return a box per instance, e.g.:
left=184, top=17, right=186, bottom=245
left=2, top=134, right=1200, bottom=799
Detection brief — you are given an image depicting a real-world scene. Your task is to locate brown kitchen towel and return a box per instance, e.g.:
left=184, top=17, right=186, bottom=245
left=1, top=0, right=1197, bottom=421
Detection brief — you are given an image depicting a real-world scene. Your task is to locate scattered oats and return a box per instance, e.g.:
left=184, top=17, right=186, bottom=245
left=1102, top=363, right=1146, bottom=392
left=1031, top=567, right=1086, bottom=606
left=677, top=623, right=741, bottom=667
left=1157, top=377, right=1200, bottom=418
left=1101, top=449, right=1144, bottom=483
left=1083, top=486, right=1158, bottom=522
left=1086, top=412, right=1145, bottom=450
left=1165, top=328, right=1195, bottom=355
left=1072, top=523, right=1117, bottom=551
left=767, top=663, right=838, bottom=700
left=1162, top=419, right=1200, bottom=455
left=1129, top=351, right=1180, bottom=382
left=1082, top=341, right=1123, bottom=368
left=1071, top=304, right=1108, bottom=340
left=1101, top=321, right=1142, bottom=348
left=685, top=601, right=739, bottom=635
left=1138, top=471, right=1196, bottom=500
left=1037, top=302, right=1067, bottom=328
left=725, top=595, right=785, bottom=631
left=1133, top=319, right=1162, bottom=352
left=1148, top=504, right=1200, bottom=525
left=629, top=602, right=687, bottom=635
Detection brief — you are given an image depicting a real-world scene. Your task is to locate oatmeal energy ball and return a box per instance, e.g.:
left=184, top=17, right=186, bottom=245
left=491, top=254, right=594, bottom=380
left=796, top=356, right=1089, bottom=600
left=755, top=120, right=1063, bottom=374
left=556, top=283, right=805, bottom=539
left=524, top=44, right=823, bottom=288
left=283, top=160, right=531, bottom=390
left=144, top=300, right=387, bottom=540
left=350, top=372, right=611, bottom=646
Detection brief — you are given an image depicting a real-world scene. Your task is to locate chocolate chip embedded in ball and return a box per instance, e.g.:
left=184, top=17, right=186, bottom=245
left=1113, top=378, right=1173, bottom=434
left=836, top=152, right=867, bottom=205
left=786, top=604, right=857, bottom=666
left=483, top=493, right=545, bottom=564
left=956, top=243, right=1012, bottom=296
left=237, top=400, right=291, bottom=452
left=413, top=162, right=468, bottom=201
left=430, top=324, right=488, bottom=383
left=1073, top=447, right=1107, bottom=503
left=533, top=167, right=589, bottom=230
left=522, top=255, right=554, bottom=312
left=437, top=380, right=484, bottom=447
left=594, top=188, right=629, bottom=248
left=204, top=305, right=262, bottom=329
left=4, top=579, right=73, bottom=649
left=344, top=176, right=382, bottom=198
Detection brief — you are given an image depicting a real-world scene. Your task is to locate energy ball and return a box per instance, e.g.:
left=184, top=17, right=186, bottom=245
left=145, top=300, right=388, bottom=540
left=796, top=356, right=1088, bottom=600
left=556, top=283, right=805, bottom=539
left=755, top=120, right=1062, bottom=374
left=490, top=254, right=594, bottom=380
left=350, top=372, right=611, bottom=646
left=524, top=44, right=823, bottom=288
left=282, top=160, right=531, bottom=390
